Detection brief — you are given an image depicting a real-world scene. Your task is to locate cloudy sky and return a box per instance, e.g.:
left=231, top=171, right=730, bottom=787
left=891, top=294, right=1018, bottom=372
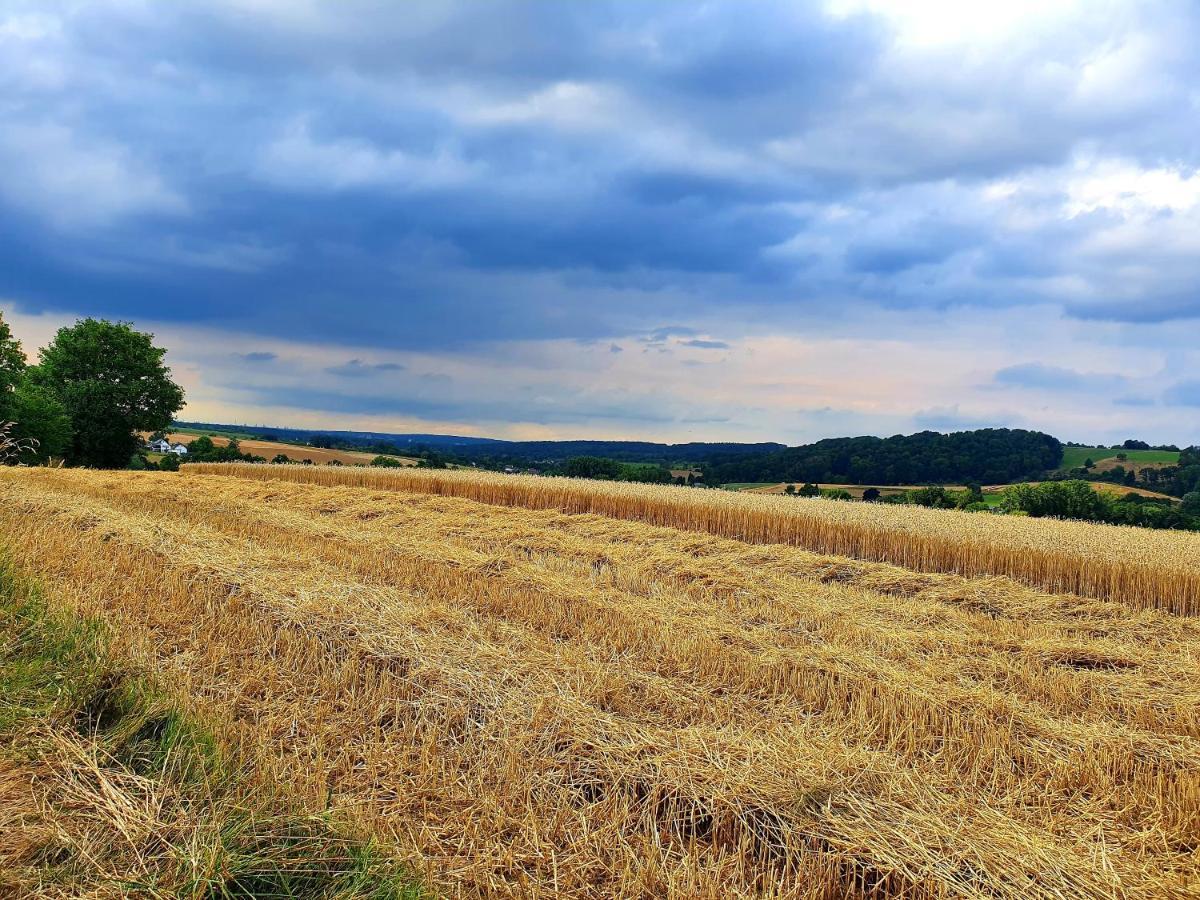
left=2, top=1, right=1199, bottom=444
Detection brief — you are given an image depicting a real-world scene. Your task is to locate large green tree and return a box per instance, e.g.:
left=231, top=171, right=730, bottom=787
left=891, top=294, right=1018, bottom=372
left=30, top=319, right=184, bottom=468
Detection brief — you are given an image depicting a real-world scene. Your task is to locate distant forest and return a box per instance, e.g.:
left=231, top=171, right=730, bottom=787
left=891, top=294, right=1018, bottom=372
left=176, top=422, right=784, bottom=466
left=705, top=429, right=1064, bottom=486
left=176, top=420, right=1200, bottom=497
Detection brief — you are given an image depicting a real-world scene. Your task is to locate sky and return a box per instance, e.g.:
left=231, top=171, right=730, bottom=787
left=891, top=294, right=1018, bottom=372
left=2, top=0, right=1199, bottom=445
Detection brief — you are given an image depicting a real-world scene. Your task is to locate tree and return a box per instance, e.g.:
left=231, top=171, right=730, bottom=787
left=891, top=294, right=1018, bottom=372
left=271, top=454, right=291, bottom=465
left=0, top=312, right=25, bottom=401
left=0, top=313, right=72, bottom=465
left=5, top=382, right=71, bottom=464
left=371, top=455, right=403, bottom=468
left=30, top=319, right=184, bottom=468
left=784, top=483, right=796, bottom=495
left=1181, top=493, right=1200, bottom=515
left=861, top=487, right=881, bottom=502
left=1000, top=481, right=1111, bottom=521
left=188, top=436, right=216, bottom=455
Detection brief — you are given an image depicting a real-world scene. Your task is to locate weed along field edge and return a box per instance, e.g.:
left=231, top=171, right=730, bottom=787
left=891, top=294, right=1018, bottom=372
left=0, top=551, right=422, bottom=898
left=1, top=463, right=1198, bottom=898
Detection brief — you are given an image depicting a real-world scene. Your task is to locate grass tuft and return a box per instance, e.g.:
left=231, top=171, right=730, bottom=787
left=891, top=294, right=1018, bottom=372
left=0, top=556, right=421, bottom=900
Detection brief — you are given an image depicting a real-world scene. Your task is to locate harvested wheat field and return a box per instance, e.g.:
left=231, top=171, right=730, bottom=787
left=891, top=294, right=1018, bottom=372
left=1, top=465, right=1199, bottom=898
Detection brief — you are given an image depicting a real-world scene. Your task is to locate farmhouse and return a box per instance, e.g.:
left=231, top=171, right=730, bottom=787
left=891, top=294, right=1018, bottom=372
left=147, top=438, right=188, bottom=456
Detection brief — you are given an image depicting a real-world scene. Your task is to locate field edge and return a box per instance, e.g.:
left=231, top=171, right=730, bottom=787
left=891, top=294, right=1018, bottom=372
left=0, top=552, right=424, bottom=900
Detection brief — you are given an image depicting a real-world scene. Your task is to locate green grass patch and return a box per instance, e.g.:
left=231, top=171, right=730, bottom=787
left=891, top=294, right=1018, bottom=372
left=0, top=557, right=422, bottom=899
left=1059, top=447, right=1179, bottom=470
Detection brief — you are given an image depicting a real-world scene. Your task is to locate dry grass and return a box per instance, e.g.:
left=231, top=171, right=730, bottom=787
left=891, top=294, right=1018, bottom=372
left=0, top=466, right=1198, bottom=898
left=196, top=461, right=1200, bottom=615
left=0, top=554, right=420, bottom=900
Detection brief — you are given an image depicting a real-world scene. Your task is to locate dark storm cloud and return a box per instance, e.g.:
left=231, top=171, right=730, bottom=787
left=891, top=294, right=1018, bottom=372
left=2, top=0, right=1200, bottom=442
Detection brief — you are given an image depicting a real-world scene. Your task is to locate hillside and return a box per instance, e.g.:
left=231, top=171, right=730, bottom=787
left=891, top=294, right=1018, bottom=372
left=1059, top=446, right=1180, bottom=470
left=1, top=464, right=1197, bottom=897
left=160, top=432, right=420, bottom=466
left=732, top=480, right=1182, bottom=503
left=708, top=428, right=1063, bottom=486
left=175, top=422, right=785, bottom=466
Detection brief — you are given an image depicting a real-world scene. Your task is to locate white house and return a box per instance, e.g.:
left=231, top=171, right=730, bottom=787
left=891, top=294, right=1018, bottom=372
left=147, top=438, right=188, bottom=455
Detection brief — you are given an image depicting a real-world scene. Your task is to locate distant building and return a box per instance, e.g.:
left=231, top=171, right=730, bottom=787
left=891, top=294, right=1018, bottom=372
left=147, top=437, right=188, bottom=456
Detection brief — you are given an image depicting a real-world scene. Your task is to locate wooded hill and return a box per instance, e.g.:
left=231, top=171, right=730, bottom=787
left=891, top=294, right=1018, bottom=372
left=705, top=429, right=1064, bottom=486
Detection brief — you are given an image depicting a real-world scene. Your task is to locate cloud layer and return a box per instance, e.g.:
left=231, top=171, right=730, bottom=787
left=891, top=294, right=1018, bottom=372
left=2, top=1, right=1198, bottom=443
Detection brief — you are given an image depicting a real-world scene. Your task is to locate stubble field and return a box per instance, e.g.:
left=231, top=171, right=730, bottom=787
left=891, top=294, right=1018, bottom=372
left=1, top=464, right=1198, bottom=898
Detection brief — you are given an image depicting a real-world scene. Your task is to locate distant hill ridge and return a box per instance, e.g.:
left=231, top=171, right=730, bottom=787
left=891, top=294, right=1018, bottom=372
left=174, top=422, right=785, bottom=465
left=706, top=428, right=1064, bottom=486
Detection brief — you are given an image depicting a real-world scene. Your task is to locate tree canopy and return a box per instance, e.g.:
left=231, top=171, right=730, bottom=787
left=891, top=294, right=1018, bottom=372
left=0, top=313, right=24, bottom=399
left=0, top=311, right=72, bottom=465
left=29, top=319, right=184, bottom=468
left=707, top=429, right=1063, bottom=486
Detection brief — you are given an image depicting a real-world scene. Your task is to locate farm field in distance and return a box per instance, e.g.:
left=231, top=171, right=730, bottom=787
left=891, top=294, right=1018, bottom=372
left=159, top=431, right=422, bottom=467
left=1059, top=445, right=1181, bottom=470
left=2, top=463, right=1198, bottom=898
left=731, top=479, right=1182, bottom=503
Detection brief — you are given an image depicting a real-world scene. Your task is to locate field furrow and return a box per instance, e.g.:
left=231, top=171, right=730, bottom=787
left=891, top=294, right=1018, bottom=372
left=194, top=462, right=1200, bottom=615
left=1, top=468, right=1197, bottom=898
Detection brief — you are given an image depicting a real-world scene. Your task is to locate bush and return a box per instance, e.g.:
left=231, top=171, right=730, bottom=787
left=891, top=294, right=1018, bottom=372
left=1000, top=481, right=1111, bottom=521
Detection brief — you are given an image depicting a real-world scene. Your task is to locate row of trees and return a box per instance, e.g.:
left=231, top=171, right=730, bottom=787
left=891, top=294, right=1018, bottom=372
left=1058, top=446, right=1200, bottom=498
left=1, top=312, right=183, bottom=468
left=557, top=455, right=675, bottom=484
left=999, top=481, right=1199, bottom=530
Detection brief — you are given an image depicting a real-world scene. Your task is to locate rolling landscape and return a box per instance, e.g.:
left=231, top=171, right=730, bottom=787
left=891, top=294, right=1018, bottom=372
left=4, top=3, right=1200, bottom=899
left=3, top=463, right=1199, bottom=898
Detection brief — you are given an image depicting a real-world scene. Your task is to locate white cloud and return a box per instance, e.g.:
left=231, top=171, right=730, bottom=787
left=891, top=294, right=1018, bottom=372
left=0, top=121, right=187, bottom=229
left=1065, top=160, right=1200, bottom=216
left=256, top=116, right=481, bottom=192
left=825, top=0, right=1093, bottom=49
